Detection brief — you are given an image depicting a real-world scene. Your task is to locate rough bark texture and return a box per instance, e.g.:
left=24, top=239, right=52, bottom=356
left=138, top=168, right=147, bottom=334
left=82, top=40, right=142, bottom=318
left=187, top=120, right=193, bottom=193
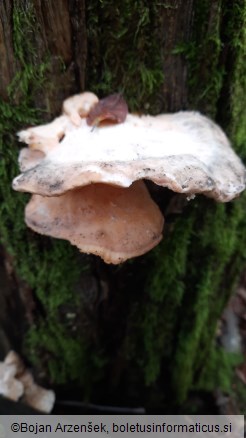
left=0, top=0, right=245, bottom=411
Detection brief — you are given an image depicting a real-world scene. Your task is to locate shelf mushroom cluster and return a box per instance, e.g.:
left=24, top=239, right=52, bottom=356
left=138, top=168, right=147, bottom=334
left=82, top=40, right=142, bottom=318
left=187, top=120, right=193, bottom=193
left=12, top=92, right=246, bottom=264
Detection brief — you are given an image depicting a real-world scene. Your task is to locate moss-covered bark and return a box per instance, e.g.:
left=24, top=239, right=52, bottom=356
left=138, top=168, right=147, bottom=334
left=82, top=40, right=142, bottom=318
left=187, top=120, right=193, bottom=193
left=0, top=0, right=245, bottom=410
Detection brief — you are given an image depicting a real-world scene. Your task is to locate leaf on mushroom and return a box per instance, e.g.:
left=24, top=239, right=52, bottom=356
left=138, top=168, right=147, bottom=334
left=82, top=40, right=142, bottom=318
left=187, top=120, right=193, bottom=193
left=86, top=93, right=128, bottom=127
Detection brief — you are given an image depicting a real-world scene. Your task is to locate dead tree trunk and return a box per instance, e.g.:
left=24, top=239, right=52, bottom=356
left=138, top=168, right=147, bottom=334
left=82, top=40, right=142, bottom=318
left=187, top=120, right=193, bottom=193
left=0, top=0, right=245, bottom=410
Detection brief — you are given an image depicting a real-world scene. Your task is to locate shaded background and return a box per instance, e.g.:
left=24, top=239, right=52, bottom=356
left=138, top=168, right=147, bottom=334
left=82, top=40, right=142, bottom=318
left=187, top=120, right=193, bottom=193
left=0, top=0, right=245, bottom=413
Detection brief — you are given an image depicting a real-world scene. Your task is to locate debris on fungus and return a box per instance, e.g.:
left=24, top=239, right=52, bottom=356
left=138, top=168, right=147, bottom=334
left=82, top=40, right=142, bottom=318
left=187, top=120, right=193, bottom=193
left=86, top=93, right=128, bottom=127
left=12, top=92, right=246, bottom=263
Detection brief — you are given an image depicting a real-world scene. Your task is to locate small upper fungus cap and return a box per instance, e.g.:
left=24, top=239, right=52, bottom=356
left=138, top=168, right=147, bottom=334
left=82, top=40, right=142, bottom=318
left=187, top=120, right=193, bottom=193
left=25, top=181, right=164, bottom=264
left=17, top=92, right=99, bottom=154
left=13, top=94, right=246, bottom=202
left=62, top=91, right=99, bottom=126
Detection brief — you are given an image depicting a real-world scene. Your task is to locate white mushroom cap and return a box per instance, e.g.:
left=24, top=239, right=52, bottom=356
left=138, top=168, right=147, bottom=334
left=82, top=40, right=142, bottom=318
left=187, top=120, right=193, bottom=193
left=0, top=351, right=55, bottom=413
left=17, top=93, right=99, bottom=153
left=18, top=148, right=45, bottom=172
left=17, top=116, right=73, bottom=154
left=13, top=99, right=246, bottom=202
left=0, top=351, right=24, bottom=401
left=19, top=371, right=55, bottom=414
left=62, top=91, right=99, bottom=126
left=0, top=363, right=24, bottom=401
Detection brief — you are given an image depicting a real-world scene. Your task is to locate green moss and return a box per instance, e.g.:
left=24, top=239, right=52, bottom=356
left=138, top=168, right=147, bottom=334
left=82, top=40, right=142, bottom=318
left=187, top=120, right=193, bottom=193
left=27, top=318, right=106, bottom=389
left=9, top=2, right=50, bottom=103
left=172, top=0, right=246, bottom=403
left=174, top=0, right=224, bottom=116
left=123, top=0, right=246, bottom=406
left=84, top=0, right=245, bottom=402
left=194, top=347, right=242, bottom=393
left=126, top=208, right=195, bottom=385
left=228, top=1, right=246, bottom=158
left=86, top=0, right=164, bottom=112
left=0, top=2, right=98, bottom=386
left=171, top=190, right=246, bottom=402
left=126, top=193, right=245, bottom=402
left=12, top=1, right=36, bottom=64
left=232, top=377, right=246, bottom=414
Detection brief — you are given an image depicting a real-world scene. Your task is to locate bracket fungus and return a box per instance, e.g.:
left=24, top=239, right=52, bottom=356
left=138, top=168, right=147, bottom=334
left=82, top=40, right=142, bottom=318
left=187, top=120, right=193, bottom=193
left=12, top=92, right=246, bottom=263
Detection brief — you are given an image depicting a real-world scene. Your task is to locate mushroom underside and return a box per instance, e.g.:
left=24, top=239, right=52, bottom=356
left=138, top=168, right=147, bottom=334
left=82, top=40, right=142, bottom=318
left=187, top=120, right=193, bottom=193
left=25, top=181, right=164, bottom=264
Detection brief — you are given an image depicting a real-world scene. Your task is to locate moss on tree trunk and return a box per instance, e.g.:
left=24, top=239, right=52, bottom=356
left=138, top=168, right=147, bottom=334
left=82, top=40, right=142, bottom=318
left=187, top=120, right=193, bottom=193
left=0, top=0, right=245, bottom=410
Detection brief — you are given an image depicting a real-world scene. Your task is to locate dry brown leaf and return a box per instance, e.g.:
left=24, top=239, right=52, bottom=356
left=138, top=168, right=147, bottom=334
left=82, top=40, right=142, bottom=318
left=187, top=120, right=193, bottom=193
left=86, top=93, right=128, bottom=127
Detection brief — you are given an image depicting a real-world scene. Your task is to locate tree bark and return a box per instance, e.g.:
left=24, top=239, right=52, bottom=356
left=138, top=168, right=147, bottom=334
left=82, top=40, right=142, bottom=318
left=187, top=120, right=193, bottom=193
left=0, top=0, right=245, bottom=411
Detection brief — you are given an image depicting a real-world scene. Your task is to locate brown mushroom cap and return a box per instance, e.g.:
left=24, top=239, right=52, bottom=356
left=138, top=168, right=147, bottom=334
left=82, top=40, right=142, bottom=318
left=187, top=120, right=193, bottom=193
left=25, top=181, right=164, bottom=264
